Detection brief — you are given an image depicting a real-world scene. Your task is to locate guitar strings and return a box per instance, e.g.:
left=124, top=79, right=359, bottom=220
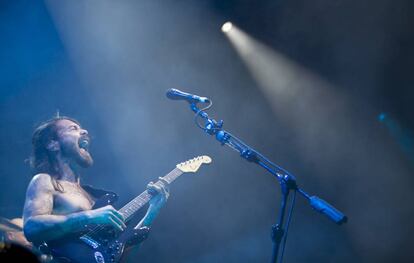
left=84, top=195, right=147, bottom=239
left=82, top=167, right=182, bottom=239
left=84, top=188, right=157, bottom=238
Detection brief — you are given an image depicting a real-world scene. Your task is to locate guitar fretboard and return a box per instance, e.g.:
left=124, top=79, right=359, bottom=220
left=118, top=167, right=183, bottom=221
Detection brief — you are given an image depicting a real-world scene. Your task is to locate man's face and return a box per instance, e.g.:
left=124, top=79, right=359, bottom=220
left=55, top=119, right=93, bottom=168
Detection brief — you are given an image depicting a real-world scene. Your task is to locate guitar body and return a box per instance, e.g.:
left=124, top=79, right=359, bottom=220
left=47, top=194, right=149, bottom=263
left=48, top=238, right=123, bottom=263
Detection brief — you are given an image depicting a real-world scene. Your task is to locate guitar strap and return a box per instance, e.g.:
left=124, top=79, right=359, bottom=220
left=81, top=184, right=119, bottom=201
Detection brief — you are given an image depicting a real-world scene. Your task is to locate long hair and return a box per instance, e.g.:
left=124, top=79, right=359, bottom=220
left=30, top=116, right=80, bottom=191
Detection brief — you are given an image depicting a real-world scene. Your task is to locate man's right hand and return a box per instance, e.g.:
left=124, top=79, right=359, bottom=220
left=85, top=205, right=126, bottom=232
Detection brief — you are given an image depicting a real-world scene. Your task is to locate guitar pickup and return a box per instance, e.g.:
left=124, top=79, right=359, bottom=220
left=80, top=235, right=100, bottom=249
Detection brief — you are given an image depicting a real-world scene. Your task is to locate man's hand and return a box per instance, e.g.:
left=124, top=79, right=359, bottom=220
left=134, top=179, right=169, bottom=230
left=147, top=178, right=169, bottom=211
left=85, top=205, right=126, bottom=232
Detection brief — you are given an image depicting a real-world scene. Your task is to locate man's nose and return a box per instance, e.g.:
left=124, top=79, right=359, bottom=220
left=80, top=129, right=88, bottom=136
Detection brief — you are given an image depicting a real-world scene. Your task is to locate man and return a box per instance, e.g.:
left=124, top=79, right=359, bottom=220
left=22, top=116, right=168, bottom=260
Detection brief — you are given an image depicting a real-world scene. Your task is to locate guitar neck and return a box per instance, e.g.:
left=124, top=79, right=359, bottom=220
left=118, top=167, right=183, bottom=222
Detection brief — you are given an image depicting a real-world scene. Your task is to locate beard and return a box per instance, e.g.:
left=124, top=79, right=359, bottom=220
left=61, top=140, right=94, bottom=168
left=75, top=147, right=94, bottom=168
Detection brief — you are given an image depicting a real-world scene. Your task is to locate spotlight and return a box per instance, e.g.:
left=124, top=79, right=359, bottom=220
left=221, top=22, right=233, bottom=33
left=378, top=112, right=387, bottom=122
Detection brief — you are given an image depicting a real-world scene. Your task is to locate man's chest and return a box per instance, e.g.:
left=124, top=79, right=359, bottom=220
left=52, top=183, right=95, bottom=215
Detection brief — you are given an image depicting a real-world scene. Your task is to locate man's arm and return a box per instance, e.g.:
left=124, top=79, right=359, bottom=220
left=135, top=180, right=169, bottom=229
left=23, top=173, right=126, bottom=244
left=123, top=180, right=169, bottom=260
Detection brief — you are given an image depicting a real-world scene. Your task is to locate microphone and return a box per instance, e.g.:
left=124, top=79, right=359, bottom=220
left=166, top=89, right=210, bottom=103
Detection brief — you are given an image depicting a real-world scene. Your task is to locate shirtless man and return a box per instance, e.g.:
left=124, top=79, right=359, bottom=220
left=22, top=116, right=168, bottom=257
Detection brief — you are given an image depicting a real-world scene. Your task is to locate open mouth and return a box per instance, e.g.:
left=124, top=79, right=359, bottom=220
left=78, top=137, right=90, bottom=152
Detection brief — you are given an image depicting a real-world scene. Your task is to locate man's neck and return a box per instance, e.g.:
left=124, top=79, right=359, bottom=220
left=55, top=155, right=78, bottom=183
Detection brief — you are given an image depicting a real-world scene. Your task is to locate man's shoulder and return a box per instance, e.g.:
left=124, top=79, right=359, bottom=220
left=27, top=173, right=54, bottom=192
left=30, top=173, right=53, bottom=184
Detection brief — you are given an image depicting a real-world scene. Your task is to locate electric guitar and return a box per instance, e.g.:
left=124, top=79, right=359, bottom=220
left=44, top=155, right=212, bottom=263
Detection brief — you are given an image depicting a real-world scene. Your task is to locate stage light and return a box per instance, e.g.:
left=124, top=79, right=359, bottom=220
left=378, top=112, right=387, bottom=122
left=221, top=22, right=233, bottom=33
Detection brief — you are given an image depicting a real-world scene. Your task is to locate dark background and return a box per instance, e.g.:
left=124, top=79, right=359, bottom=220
left=1, top=0, right=413, bottom=262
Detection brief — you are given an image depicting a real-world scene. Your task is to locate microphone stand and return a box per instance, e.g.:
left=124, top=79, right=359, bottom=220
left=189, top=103, right=347, bottom=263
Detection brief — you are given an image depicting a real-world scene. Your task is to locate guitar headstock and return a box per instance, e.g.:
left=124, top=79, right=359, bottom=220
left=176, top=155, right=212, bottom=173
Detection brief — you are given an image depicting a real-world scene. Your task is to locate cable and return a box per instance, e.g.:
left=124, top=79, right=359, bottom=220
left=279, top=190, right=296, bottom=263
left=193, top=100, right=214, bottom=132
